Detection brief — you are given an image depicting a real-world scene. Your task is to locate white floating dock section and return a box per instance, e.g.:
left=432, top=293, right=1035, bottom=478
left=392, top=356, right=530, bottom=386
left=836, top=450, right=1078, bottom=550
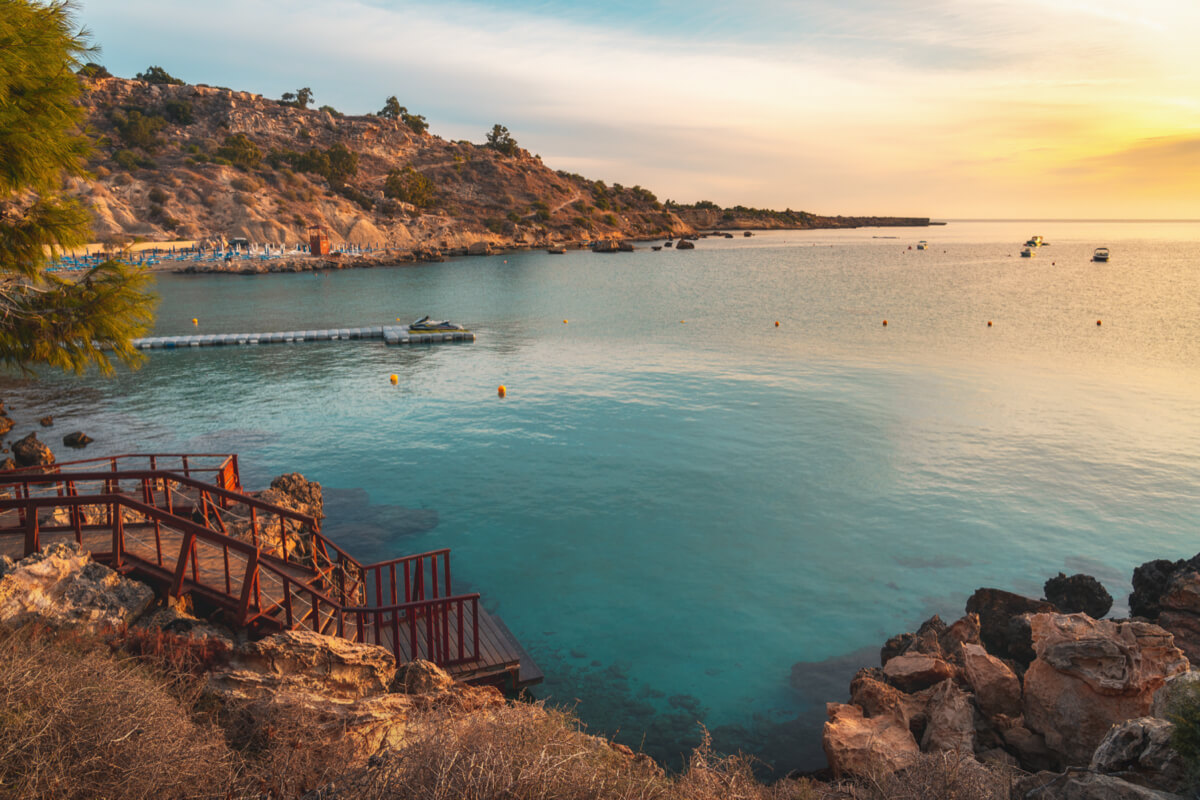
left=132, top=326, right=475, bottom=350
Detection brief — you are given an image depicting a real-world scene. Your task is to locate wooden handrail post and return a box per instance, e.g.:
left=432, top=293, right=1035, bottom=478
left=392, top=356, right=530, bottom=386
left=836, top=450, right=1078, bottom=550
left=169, top=529, right=197, bottom=597
left=238, top=549, right=260, bottom=625
left=23, top=505, right=38, bottom=556
left=112, top=502, right=124, bottom=568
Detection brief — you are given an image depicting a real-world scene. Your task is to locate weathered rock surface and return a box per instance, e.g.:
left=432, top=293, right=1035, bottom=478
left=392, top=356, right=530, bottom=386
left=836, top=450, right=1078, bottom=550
left=1003, top=724, right=1059, bottom=772
left=1090, top=717, right=1184, bottom=793
left=849, top=669, right=931, bottom=737
left=0, top=543, right=153, bottom=632
left=62, top=431, right=93, bottom=448
left=1012, top=770, right=1186, bottom=799
left=261, top=472, right=325, bottom=520
left=1023, top=613, right=1188, bottom=765
left=1045, top=572, right=1114, bottom=619
left=962, top=642, right=1022, bottom=719
left=822, top=701, right=919, bottom=777
left=134, top=602, right=236, bottom=646
left=919, top=679, right=975, bottom=754
left=391, top=658, right=456, bottom=694
left=11, top=432, right=54, bottom=467
left=0, top=416, right=13, bottom=437
left=208, top=629, right=396, bottom=702
left=883, top=652, right=956, bottom=692
left=38, top=415, right=52, bottom=427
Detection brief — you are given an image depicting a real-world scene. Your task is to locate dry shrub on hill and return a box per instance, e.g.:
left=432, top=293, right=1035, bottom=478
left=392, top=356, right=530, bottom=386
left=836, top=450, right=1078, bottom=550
left=318, top=701, right=817, bottom=800
left=0, top=628, right=235, bottom=799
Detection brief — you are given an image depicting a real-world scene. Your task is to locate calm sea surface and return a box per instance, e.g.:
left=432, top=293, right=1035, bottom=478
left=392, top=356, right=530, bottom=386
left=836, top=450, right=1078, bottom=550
left=6, top=220, right=1200, bottom=770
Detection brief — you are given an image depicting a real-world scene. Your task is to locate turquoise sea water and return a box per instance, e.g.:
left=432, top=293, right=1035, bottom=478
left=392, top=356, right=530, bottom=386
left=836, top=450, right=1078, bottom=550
left=5, top=220, right=1200, bottom=771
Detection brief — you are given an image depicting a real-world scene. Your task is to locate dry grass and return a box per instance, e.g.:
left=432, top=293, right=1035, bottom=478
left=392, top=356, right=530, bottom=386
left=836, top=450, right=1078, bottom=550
left=313, top=701, right=818, bottom=800
left=0, top=627, right=236, bottom=799
left=845, top=751, right=1013, bottom=800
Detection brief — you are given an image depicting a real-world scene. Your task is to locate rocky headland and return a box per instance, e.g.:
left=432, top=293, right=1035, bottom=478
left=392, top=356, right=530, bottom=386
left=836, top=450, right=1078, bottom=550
left=69, top=73, right=933, bottom=260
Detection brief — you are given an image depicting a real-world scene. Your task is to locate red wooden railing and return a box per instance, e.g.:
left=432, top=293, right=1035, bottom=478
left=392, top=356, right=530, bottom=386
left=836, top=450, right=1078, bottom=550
left=0, top=459, right=479, bottom=667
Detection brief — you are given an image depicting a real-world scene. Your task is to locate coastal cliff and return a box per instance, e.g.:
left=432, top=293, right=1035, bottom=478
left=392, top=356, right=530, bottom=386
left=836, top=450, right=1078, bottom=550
left=70, top=75, right=931, bottom=252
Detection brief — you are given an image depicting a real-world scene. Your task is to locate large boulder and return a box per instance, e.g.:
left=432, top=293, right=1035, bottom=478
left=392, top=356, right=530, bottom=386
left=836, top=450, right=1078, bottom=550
left=1044, top=572, right=1113, bottom=619
left=1155, top=573, right=1200, bottom=663
left=919, top=679, right=975, bottom=754
left=1091, top=717, right=1185, bottom=793
left=1002, top=724, right=1059, bottom=772
left=1130, top=555, right=1200, bottom=619
left=391, top=659, right=455, bottom=694
left=1022, top=613, right=1189, bottom=765
left=11, top=431, right=53, bottom=467
left=965, top=587, right=1057, bottom=667
left=961, top=642, right=1023, bottom=719
left=0, top=543, right=153, bottom=632
left=822, top=701, right=919, bottom=778
left=207, top=629, right=396, bottom=702
left=1012, top=771, right=1186, bottom=799
left=261, top=472, right=324, bottom=520
left=883, top=652, right=955, bottom=692
left=850, top=669, right=931, bottom=737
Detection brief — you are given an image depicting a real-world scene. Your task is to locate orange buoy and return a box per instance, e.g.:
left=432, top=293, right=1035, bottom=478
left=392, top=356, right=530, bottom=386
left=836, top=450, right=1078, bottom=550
left=987, top=321, right=993, bottom=327
left=563, top=319, right=568, bottom=324
left=680, top=320, right=685, bottom=324
left=498, top=385, right=506, bottom=398
left=882, top=320, right=888, bottom=326
left=192, top=318, right=198, bottom=325
left=389, top=374, right=398, bottom=385
left=1096, top=320, right=1102, bottom=326
left=774, top=320, right=780, bottom=327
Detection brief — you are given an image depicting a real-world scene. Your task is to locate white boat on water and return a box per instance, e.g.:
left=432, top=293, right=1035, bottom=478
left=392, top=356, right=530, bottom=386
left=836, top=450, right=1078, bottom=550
left=1021, top=247, right=1034, bottom=258
left=1093, top=247, right=1110, bottom=262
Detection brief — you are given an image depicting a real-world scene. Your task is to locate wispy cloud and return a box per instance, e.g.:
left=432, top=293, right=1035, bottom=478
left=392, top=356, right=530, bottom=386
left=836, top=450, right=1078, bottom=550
left=80, top=0, right=1200, bottom=217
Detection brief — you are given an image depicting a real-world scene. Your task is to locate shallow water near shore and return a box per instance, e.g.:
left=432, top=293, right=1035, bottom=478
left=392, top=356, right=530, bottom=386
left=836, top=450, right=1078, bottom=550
left=6, top=220, right=1200, bottom=771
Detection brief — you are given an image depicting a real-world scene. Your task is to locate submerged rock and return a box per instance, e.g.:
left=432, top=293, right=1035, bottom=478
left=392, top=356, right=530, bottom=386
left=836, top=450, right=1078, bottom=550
left=62, top=431, right=93, bottom=448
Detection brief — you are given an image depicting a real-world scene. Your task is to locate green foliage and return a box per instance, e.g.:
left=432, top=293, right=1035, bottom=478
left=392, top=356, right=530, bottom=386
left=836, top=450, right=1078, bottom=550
left=215, top=133, right=262, bottom=170
left=76, top=61, right=110, bottom=79
left=135, top=65, right=183, bottom=85
left=485, top=124, right=519, bottom=156
left=383, top=165, right=435, bottom=208
left=267, top=144, right=358, bottom=185
left=147, top=187, right=168, bottom=204
left=506, top=211, right=521, bottom=223
left=1169, top=680, right=1200, bottom=786
left=378, top=96, right=402, bottom=119
left=110, top=109, right=166, bottom=151
left=594, top=196, right=610, bottom=210
left=603, top=213, right=618, bottom=226
left=317, top=104, right=343, bottom=119
left=485, top=218, right=506, bottom=234
left=0, top=0, right=155, bottom=373
left=279, top=87, right=313, bottom=109
left=112, top=149, right=154, bottom=171
left=161, top=99, right=193, bottom=125
left=694, top=200, right=719, bottom=210
left=335, top=183, right=373, bottom=211
left=325, top=142, right=357, bottom=183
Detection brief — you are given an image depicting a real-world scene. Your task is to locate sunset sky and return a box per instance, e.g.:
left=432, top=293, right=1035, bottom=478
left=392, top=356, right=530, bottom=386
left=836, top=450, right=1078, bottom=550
left=82, top=0, right=1200, bottom=218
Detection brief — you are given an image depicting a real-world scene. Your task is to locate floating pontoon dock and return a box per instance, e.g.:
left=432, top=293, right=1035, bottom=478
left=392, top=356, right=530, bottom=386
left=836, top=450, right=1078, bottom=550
left=132, top=325, right=475, bottom=349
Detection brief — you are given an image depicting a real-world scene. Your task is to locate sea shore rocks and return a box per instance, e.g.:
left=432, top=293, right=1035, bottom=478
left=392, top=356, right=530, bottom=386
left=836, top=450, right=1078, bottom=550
left=1044, top=572, right=1114, bottom=618
left=821, top=565, right=1192, bottom=787
left=0, top=542, right=153, bottom=633
left=62, top=431, right=93, bottom=448
left=11, top=431, right=54, bottom=467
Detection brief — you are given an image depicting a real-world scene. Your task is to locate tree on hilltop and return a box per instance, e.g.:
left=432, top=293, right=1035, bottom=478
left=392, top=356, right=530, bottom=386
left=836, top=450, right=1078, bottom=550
left=135, top=65, right=183, bottom=85
left=378, top=97, right=429, bottom=134
left=0, top=0, right=155, bottom=374
left=485, top=124, right=518, bottom=156
left=280, top=87, right=313, bottom=109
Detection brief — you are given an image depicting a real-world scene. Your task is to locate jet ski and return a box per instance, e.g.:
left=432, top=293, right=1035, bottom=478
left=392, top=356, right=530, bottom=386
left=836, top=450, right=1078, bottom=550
left=409, top=315, right=466, bottom=332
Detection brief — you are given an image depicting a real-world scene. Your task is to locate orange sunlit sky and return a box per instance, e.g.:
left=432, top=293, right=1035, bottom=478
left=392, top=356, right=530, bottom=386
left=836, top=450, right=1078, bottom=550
left=82, top=0, right=1200, bottom=219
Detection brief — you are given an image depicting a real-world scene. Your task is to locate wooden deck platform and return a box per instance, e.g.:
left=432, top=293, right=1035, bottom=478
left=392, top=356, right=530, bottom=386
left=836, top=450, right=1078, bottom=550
left=0, top=463, right=540, bottom=691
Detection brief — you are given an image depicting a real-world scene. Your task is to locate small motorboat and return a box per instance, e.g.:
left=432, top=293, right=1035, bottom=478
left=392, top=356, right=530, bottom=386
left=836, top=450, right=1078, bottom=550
left=917, top=240, right=928, bottom=250
left=1020, top=247, right=1034, bottom=258
left=1025, top=235, right=1044, bottom=247
left=1093, top=247, right=1110, bottom=262
left=409, top=315, right=466, bottom=332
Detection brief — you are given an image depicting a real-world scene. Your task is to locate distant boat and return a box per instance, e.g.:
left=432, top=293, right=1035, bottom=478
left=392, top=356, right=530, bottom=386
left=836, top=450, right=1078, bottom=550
left=1093, top=247, right=1110, bottom=262
left=1021, top=247, right=1035, bottom=258
left=1025, top=235, right=1044, bottom=247
left=917, top=240, right=928, bottom=250
left=546, top=247, right=566, bottom=254
left=664, top=240, right=674, bottom=248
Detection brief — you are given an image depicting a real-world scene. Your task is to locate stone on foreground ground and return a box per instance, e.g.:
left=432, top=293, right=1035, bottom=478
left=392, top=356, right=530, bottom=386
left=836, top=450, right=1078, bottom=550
left=1023, top=613, right=1189, bottom=766
left=0, top=542, right=153, bottom=633
left=822, top=701, right=919, bottom=777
